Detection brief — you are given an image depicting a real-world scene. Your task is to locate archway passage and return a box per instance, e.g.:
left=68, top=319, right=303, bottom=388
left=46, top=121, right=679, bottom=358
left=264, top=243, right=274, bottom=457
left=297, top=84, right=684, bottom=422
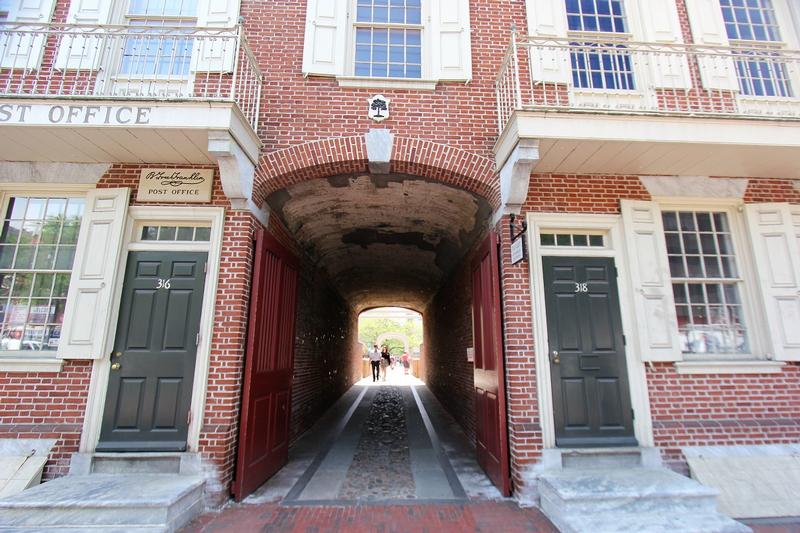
left=235, top=167, right=509, bottom=502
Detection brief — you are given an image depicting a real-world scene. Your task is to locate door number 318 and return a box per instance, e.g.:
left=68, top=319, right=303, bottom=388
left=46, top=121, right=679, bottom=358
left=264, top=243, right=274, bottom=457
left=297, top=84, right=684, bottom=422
left=156, top=278, right=172, bottom=289
left=574, top=282, right=588, bottom=293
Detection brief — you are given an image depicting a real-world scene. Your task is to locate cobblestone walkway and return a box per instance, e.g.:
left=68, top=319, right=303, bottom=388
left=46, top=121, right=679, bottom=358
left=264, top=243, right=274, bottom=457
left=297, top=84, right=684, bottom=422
left=338, top=387, right=415, bottom=500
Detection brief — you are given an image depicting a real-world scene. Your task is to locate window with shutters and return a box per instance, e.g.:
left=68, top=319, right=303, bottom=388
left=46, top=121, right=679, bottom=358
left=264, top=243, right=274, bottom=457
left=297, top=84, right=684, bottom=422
left=719, top=0, right=793, bottom=97
left=566, top=0, right=635, bottom=91
left=662, top=208, right=752, bottom=357
left=302, top=0, right=471, bottom=88
left=0, top=196, right=85, bottom=354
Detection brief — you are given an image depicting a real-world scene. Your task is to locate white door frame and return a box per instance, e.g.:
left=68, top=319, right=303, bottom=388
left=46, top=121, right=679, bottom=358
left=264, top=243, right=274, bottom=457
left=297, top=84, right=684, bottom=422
left=525, top=212, right=654, bottom=448
left=79, top=205, right=225, bottom=453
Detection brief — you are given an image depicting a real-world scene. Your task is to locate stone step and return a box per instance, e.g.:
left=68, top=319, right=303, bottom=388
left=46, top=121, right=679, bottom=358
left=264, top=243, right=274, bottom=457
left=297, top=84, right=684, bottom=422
left=0, top=474, right=204, bottom=532
left=538, top=467, right=750, bottom=533
left=542, top=447, right=662, bottom=471
left=69, top=452, right=202, bottom=476
left=540, top=468, right=719, bottom=512
left=550, top=508, right=751, bottom=533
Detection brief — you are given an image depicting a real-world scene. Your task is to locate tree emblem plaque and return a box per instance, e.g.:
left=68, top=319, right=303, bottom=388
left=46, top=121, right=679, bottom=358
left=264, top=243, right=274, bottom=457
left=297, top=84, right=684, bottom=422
left=368, top=94, right=390, bottom=122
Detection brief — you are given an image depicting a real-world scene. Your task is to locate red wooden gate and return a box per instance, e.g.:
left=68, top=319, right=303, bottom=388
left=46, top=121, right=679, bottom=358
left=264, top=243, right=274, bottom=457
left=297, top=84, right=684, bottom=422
left=472, top=231, right=511, bottom=496
left=233, top=229, right=299, bottom=500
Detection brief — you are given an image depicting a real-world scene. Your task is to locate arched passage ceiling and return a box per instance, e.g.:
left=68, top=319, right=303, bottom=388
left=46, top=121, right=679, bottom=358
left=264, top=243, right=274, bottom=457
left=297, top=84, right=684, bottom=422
left=267, top=173, right=492, bottom=311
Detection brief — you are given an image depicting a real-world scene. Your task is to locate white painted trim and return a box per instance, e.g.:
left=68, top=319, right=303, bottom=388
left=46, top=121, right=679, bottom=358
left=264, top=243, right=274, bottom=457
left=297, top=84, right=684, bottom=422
left=526, top=211, right=654, bottom=449
left=0, top=357, right=63, bottom=372
left=80, top=205, right=225, bottom=453
left=674, top=360, right=787, bottom=374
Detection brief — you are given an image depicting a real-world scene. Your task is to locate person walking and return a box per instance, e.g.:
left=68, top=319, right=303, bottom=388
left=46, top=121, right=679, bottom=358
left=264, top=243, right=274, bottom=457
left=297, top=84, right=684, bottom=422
left=380, top=345, right=391, bottom=382
left=401, top=351, right=410, bottom=375
left=368, top=344, right=381, bottom=382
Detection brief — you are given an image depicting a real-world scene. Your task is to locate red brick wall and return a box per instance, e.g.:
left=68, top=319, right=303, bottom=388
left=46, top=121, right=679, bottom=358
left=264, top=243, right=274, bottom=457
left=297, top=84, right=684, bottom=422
left=0, top=360, right=91, bottom=479
left=424, top=249, right=477, bottom=444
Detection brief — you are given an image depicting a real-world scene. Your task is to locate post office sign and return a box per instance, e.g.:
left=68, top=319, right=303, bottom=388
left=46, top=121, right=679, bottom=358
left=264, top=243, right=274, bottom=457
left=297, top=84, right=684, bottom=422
left=137, top=169, right=214, bottom=203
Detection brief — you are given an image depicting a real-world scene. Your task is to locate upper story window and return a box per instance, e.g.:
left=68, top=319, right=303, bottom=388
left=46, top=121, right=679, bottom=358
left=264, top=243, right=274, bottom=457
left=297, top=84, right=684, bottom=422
left=662, top=210, right=749, bottom=356
left=719, top=0, right=793, bottom=97
left=566, top=0, right=635, bottom=91
left=302, top=0, right=472, bottom=88
left=0, top=196, right=84, bottom=353
left=566, top=0, right=626, bottom=33
left=120, top=0, right=199, bottom=77
left=354, top=0, right=422, bottom=78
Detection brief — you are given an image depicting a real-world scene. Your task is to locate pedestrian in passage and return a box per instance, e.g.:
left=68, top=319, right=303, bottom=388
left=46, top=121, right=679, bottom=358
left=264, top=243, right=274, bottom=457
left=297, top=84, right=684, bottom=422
left=380, top=345, right=391, bottom=381
left=369, top=344, right=381, bottom=382
left=401, top=351, right=410, bottom=375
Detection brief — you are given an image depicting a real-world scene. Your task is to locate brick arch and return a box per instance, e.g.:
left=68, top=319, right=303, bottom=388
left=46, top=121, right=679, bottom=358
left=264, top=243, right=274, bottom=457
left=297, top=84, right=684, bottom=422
left=254, top=136, right=499, bottom=206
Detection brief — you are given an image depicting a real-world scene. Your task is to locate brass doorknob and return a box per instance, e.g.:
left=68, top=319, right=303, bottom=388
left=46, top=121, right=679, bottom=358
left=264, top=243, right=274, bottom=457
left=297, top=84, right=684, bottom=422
left=111, top=362, right=121, bottom=370
left=551, top=350, right=560, bottom=364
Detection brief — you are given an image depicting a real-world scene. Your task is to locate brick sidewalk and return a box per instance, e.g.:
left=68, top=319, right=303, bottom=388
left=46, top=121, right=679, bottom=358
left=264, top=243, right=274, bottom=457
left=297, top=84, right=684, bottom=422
left=181, top=501, right=560, bottom=533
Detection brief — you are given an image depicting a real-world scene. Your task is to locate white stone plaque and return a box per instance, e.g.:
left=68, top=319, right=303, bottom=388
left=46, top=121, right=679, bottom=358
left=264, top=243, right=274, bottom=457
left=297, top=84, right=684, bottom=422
left=510, top=237, right=525, bottom=264
left=137, top=169, right=213, bottom=203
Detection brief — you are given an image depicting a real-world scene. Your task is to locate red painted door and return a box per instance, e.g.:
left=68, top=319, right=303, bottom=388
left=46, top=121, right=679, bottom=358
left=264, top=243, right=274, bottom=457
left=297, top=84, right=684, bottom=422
left=233, top=229, right=299, bottom=501
left=472, top=231, right=511, bottom=496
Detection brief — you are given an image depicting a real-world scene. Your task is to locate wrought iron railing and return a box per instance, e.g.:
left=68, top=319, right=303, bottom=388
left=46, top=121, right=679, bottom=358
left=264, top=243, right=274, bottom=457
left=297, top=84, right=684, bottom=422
left=495, top=34, right=800, bottom=133
left=0, top=22, right=262, bottom=132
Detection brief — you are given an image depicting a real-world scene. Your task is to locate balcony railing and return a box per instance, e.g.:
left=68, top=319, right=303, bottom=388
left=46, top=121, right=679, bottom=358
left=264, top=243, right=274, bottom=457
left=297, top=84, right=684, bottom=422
left=496, top=35, right=800, bottom=134
left=0, top=22, right=262, bottom=132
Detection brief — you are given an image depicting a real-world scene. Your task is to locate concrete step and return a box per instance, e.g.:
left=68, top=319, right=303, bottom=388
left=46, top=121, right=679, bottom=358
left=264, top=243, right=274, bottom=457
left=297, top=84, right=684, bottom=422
left=542, top=447, right=663, bottom=471
left=0, top=474, right=204, bottom=532
left=539, top=467, right=750, bottom=533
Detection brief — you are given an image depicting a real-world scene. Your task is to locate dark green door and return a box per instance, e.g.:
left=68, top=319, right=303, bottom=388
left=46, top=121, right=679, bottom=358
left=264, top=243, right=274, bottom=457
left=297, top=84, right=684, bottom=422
left=97, top=251, right=207, bottom=451
left=542, top=256, right=636, bottom=447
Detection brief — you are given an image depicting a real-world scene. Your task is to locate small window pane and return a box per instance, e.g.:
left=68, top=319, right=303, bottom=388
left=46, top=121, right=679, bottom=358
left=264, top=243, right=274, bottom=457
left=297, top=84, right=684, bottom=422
left=540, top=234, right=556, bottom=246
left=194, top=227, right=211, bottom=242
left=572, top=234, right=588, bottom=246
left=176, top=226, right=194, bottom=241
left=589, top=235, right=604, bottom=247
left=556, top=234, right=571, bottom=246
left=158, top=226, right=177, bottom=241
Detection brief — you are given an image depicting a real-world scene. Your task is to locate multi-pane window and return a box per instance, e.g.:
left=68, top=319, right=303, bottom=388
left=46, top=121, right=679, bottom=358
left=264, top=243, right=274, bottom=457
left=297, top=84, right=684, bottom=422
left=354, top=0, right=422, bottom=78
left=663, top=210, right=749, bottom=356
left=566, top=0, right=635, bottom=91
left=140, top=224, right=211, bottom=242
left=540, top=232, right=605, bottom=247
left=0, top=197, right=85, bottom=353
left=120, top=0, right=198, bottom=77
left=720, top=0, right=792, bottom=97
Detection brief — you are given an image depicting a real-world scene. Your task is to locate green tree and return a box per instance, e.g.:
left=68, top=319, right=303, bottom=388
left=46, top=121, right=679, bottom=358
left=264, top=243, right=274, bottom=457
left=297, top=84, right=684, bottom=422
left=358, top=315, right=422, bottom=355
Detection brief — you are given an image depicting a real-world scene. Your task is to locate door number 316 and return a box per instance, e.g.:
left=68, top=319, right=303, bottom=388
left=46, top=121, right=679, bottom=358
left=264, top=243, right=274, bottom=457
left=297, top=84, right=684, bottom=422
left=574, top=282, right=588, bottom=293
left=156, top=278, right=172, bottom=290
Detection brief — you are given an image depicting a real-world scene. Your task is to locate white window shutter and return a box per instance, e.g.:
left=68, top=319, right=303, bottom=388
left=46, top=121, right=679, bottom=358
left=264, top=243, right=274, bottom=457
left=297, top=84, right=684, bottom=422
left=193, top=0, right=240, bottom=72
left=745, top=203, right=800, bottom=361
left=684, top=0, right=739, bottom=91
left=54, top=0, right=112, bottom=70
left=525, top=0, right=571, bottom=84
left=58, top=188, right=130, bottom=360
left=1, top=0, right=56, bottom=69
left=621, top=200, right=682, bottom=362
left=302, top=0, right=346, bottom=77
left=431, top=0, right=472, bottom=81
left=637, top=0, right=691, bottom=89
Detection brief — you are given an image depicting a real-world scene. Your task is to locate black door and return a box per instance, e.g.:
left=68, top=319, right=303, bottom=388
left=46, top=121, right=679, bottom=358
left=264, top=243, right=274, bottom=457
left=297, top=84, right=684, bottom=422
left=97, top=251, right=207, bottom=451
left=542, top=256, right=636, bottom=447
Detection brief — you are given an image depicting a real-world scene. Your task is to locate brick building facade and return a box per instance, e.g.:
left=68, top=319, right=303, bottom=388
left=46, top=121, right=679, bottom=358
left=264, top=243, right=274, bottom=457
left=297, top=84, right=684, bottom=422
left=0, top=0, right=798, bottom=509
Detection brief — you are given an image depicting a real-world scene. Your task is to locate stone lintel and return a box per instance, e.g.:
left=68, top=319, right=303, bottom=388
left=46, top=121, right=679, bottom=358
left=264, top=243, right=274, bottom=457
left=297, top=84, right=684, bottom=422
left=365, top=128, right=393, bottom=174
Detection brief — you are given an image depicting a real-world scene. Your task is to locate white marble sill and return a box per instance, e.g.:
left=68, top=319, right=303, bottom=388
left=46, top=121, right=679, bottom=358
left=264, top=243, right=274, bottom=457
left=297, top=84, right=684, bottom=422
left=336, top=76, right=438, bottom=90
left=674, top=360, right=786, bottom=375
left=0, top=356, right=64, bottom=373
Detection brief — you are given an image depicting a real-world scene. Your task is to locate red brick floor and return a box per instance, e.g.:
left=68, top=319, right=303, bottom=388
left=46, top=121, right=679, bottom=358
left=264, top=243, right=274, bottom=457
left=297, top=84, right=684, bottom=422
left=181, top=501, right=560, bottom=533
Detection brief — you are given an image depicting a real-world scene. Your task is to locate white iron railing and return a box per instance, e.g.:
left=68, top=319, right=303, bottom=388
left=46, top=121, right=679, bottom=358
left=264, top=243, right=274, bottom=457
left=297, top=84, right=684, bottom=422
left=0, top=22, right=263, bottom=132
left=496, top=34, right=800, bottom=133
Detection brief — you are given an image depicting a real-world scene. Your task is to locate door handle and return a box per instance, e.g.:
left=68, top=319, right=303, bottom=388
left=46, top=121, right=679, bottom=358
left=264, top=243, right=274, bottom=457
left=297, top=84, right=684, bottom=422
left=550, top=350, right=560, bottom=364
left=111, top=362, right=121, bottom=370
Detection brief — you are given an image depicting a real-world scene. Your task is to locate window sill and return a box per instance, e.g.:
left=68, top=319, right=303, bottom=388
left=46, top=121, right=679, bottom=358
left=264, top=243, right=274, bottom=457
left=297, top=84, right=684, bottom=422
left=336, top=76, right=438, bottom=90
left=674, top=360, right=786, bottom=374
left=0, top=356, right=64, bottom=373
